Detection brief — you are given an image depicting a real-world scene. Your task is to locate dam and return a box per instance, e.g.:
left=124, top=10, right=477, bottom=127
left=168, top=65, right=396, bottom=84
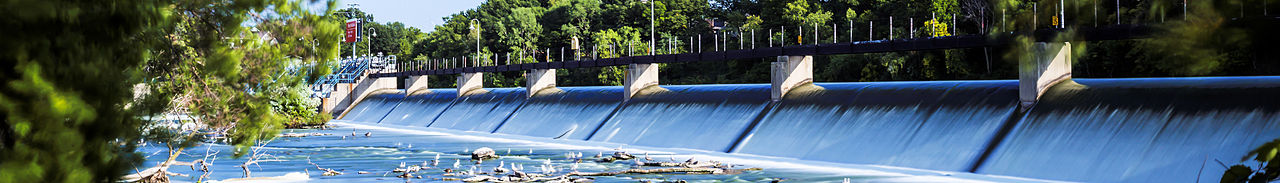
left=339, top=76, right=1280, bottom=182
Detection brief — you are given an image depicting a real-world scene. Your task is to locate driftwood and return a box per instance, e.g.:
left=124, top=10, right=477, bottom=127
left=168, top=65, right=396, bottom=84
left=635, top=159, right=723, bottom=168
left=595, top=151, right=636, bottom=162
left=307, top=157, right=343, bottom=176
left=276, top=133, right=329, bottom=137
left=460, top=166, right=761, bottom=182
left=568, top=167, right=725, bottom=176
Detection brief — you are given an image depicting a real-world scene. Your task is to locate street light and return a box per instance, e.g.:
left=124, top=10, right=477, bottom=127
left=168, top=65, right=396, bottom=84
left=368, top=27, right=376, bottom=58
left=642, top=0, right=654, bottom=55
left=470, top=19, right=480, bottom=67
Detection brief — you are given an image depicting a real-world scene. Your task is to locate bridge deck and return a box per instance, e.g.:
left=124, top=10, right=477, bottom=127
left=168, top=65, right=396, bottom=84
left=372, top=25, right=1154, bottom=78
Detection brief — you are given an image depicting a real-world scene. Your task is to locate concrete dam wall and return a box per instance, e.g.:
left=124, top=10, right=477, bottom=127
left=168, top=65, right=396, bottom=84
left=340, top=76, right=1280, bottom=182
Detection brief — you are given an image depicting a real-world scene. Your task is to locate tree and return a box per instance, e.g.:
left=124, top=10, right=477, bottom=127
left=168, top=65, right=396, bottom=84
left=0, top=0, right=165, bottom=182
left=137, top=0, right=342, bottom=181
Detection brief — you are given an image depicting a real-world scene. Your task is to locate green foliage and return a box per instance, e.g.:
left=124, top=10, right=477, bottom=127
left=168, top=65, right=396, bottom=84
left=1223, top=138, right=1280, bottom=183
left=923, top=18, right=951, bottom=37
left=0, top=0, right=166, bottom=181
left=143, top=0, right=342, bottom=157
left=1138, top=0, right=1249, bottom=76
left=272, top=84, right=330, bottom=128
left=783, top=0, right=834, bottom=26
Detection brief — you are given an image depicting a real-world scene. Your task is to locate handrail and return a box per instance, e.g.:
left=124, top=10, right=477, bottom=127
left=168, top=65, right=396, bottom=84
left=310, top=55, right=397, bottom=98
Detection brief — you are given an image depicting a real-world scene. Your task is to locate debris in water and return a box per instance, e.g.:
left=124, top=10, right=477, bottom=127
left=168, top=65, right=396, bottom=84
left=276, top=133, right=329, bottom=137
left=596, top=151, right=636, bottom=162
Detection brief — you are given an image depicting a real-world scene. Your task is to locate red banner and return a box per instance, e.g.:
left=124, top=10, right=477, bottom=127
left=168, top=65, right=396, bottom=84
left=345, top=19, right=359, bottom=43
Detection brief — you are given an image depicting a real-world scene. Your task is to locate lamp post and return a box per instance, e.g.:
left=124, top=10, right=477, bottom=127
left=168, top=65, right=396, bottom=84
left=368, top=27, right=376, bottom=58
left=643, top=0, right=655, bottom=55
left=470, top=19, right=480, bottom=67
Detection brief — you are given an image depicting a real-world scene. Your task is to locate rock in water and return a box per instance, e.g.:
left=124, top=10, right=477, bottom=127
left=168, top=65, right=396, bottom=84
left=471, top=147, right=499, bottom=160
left=612, top=151, right=635, bottom=160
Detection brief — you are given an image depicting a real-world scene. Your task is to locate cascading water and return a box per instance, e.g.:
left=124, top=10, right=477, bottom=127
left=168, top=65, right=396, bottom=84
left=494, top=86, right=623, bottom=140
left=336, top=76, right=1280, bottom=182
left=426, top=88, right=527, bottom=132
left=377, top=89, right=457, bottom=126
left=586, top=84, right=771, bottom=152
left=977, top=77, right=1280, bottom=182
left=734, top=80, right=1020, bottom=172
left=341, top=93, right=403, bottom=123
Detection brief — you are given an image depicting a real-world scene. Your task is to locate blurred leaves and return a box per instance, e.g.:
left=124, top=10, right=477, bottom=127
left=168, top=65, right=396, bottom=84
left=0, top=0, right=165, bottom=181
left=1224, top=138, right=1280, bottom=183
left=1138, top=0, right=1248, bottom=76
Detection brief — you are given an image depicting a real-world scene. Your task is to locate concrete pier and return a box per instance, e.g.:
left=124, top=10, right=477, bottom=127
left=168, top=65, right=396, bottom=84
left=406, top=76, right=429, bottom=94
left=771, top=55, right=814, bottom=101
left=458, top=72, right=484, bottom=96
left=527, top=69, right=557, bottom=97
left=1019, top=42, right=1073, bottom=108
left=624, top=63, right=660, bottom=101
left=330, top=76, right=396, bottom=118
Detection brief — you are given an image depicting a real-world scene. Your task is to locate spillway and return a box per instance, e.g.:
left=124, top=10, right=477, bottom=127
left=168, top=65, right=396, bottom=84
left=428, top=88, right=526, bottom=132
left=587, top=84, right=771, bottom=152
left=338, top=76, right=1280, bottom=182
left=734, top=80, right=1020, bottom=172
left=495, top=86, right=623, bottom=140
left=977, top=77, right=1280, bottom=182
left=376, top=89, right=456, bottom=126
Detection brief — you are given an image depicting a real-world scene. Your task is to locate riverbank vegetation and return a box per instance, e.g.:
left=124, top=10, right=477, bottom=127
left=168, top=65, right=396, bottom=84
left=2, top=0, right=340, bottom=182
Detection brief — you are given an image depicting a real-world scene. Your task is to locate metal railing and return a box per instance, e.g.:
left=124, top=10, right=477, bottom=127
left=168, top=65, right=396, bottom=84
left=311, top=54, right=397, bottom=98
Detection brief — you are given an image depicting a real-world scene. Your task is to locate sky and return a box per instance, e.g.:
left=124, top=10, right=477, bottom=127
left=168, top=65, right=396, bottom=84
left=315, top=0, right=485, bottom=32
